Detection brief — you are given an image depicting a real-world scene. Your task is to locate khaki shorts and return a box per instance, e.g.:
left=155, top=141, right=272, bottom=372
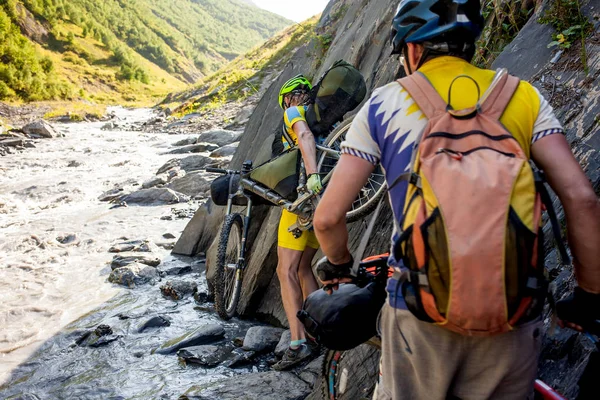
left=277, top=209, right=319, bottom=251
left=375, top=304, right=543, bottom=400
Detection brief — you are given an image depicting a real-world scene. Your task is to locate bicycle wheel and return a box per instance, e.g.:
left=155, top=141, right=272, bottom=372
left=318, top=117, right=387, bottom=223
left=214, top=213, right=244, bottom=320
left=322, top=342, right=381, bottom=400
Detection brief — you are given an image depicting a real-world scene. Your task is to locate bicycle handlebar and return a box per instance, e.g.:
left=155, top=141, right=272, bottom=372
left=205, top=167, right=240, bottom=175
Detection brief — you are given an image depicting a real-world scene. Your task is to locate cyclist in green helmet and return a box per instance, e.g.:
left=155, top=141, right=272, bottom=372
left=272, top=74, right=322, bottom=371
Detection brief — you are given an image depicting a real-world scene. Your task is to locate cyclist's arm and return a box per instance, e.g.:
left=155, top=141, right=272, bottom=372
left=292, top=120, right=318, bottom=174
left=531, top=134, right=600, bottom=293
left=314, top=154, right=375, bottom=264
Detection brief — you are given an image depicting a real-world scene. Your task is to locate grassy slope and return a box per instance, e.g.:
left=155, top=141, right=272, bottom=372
left=0, top=0, right=292, bottom=114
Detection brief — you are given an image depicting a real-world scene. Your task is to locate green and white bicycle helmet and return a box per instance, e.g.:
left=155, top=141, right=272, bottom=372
left=278, top=74, right=312, bottom=109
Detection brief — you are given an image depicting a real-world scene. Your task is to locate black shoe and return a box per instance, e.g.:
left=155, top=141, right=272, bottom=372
left=272, top=344, right=312, bottom=371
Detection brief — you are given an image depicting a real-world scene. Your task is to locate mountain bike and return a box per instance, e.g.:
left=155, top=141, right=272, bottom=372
left=207, top=117, right=387, bottom=320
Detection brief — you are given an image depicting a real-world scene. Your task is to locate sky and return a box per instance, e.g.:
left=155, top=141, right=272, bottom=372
left=252, top=0, right=330, bottom=22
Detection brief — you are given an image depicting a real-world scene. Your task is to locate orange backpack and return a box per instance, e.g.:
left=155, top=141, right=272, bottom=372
left=395, top=69, right=569, bottom=336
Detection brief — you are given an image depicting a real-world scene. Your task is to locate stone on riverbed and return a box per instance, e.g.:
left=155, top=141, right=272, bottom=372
left=157, top=155, right=213, bottom=175
left=142, top=174, right=168, bottom=189
left=209, top=142, right=239, bottom=158
left=242, top=326, right=285, bottom=352
left=155, top=324, right=225, bottom=354
left=166, top=172, right=210, bottom=197
left=120, top=188, right=190, bottom=205
left=75, top=325, right=120, bottom=348
left=108, top=239, right=153, bottom=253
left=275, top=330, right=291, bottom=358
left=223, top=347, right=256, bottom=368
left=179, top=371, right=310, bottom=400
left=177, top=344, right=233, bottom=367
left=160, top=280, right=198, bottom=300
left=197, top=129, right=241, bottom=147
left=111, top=252, right=161, bottom=269
left=22, top=119, right=57, bottom=138
left=137, top=316, right=171, bottom=333
left=108, top=263, right=158, bottom=287
left=168, top=143, right=219, bottom=155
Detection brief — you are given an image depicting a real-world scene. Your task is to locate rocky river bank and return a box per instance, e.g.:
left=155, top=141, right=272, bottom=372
left=0, top=104, right=329, bottom=399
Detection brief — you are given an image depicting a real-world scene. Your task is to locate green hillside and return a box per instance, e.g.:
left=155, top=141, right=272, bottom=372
left=0, top=0, right=291, bottom=104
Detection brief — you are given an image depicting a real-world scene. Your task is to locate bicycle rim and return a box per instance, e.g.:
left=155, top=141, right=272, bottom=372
left=215, top=214, right=243, bottom=320
left=322, top=343, right=381, bottom=400
left=318, top=118, right=387, bottom=222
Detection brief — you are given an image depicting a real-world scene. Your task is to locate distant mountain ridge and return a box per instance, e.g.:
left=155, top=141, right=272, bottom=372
left=0, top=0, right=292, bottom=103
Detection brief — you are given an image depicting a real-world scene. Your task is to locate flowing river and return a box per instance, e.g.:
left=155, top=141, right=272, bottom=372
left=0, top=107, right=255, bottom=398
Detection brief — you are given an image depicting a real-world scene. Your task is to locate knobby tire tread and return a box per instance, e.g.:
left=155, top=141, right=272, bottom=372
left=320, top=118, right=387, bottom=224
left=214, top=213, right=243, bottom=320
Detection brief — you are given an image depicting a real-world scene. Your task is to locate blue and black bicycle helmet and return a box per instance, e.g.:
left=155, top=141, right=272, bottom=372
left=390, top=0, right=484, bottom=55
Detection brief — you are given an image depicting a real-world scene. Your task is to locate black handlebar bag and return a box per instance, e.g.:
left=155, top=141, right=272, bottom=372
left=297, top=280, right=387, bottom=351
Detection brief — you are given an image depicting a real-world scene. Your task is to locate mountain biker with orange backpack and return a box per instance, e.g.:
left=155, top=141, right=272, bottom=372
left=313, top=0, right=600, bottom=398
left=272, top=75, right=323, bottom=370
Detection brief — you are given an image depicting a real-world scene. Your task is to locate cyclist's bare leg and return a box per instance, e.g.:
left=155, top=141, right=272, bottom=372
left=298, top=246, right=319, bottom=299
left=277, top=246, right=305, bottom=342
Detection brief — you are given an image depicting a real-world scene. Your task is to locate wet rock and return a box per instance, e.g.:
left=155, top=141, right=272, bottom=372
left=275, top=330, right=291, bottom=358
left=157, top=155, right=213, bottom=175
left=197, top=129, right=242, bottom=147
left=155, top=324, right=225, bottom=354
left=111, top=252, right=161, bottom=269
left=101, top=122, right=118, bottom=130
left=163, top=233, right=176, bottom=239
left=56, top=233, right=78, bottom=245
left=180, top=371, right=310, bottom=400
left=108, top=263, right=159, bottom=287
left=168, top=143, right=219, bottom=155
left=177, top=344, right=233, bottom=367
left=137, top=316, right=171, bottom=333
left=193, top=291, right=211, bottom=304
left=242, top=326, right=285, bottom=352
left=172, top=137, right=198, bottom=147
left=166, top=173, right=210, bottom=197
left=209, top=142, right=239, bottom=158
left=22, top=119, right=57, bottom=138
left=98, top=188, right=125, bottom=202
left=162, top=265, right=193, bottom=276
left=76, top=325, right=120, bottom=348
left=108, top=240, right=152, bottom=253
left=142, top=175, right=168, bottom=189
left=120, top=188, right=190, bottom=205
left=8, top=394, right=41, bottom=400
left=67, top=160, right=82, bottom=168
left=167, top=167, right=186, bottom=181
left=160, top=280, right=198, bottom=300
left=224, top=348, right=256, bottom=368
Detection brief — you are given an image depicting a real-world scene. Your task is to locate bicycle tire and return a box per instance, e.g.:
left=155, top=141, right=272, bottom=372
left=318, top=117, right=387, bottom=224
left=321, top=342, right=381, bottom=400
left=214, top=213, right=244, bottom=320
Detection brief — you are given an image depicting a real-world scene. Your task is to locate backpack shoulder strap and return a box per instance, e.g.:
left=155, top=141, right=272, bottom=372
left=478, top=68, right=520, bottom=120
left=397, top=72, right=447, bottom=120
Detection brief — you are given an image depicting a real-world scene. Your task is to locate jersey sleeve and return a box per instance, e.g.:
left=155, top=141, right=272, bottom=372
left=340, top=98, right=381, bottom=165
left=531, top=86, right=564, bottom=144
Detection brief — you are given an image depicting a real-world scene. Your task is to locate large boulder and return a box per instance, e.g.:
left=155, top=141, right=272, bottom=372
left=120, top=188, right=189, bottom=205
left=157, top=155, right=213, bottom=174
left=166, top=172, right=210, bottom=197
left=197, top=129, right=242, bottom=147
left=22, top=120, right=57, bottom=138
left=241, top=326, right=285, bottom=352
left=209, top=142, right=239, bottom=158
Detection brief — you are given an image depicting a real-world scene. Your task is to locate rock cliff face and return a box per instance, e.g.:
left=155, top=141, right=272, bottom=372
left=174, top=0, right=599, bottom=396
